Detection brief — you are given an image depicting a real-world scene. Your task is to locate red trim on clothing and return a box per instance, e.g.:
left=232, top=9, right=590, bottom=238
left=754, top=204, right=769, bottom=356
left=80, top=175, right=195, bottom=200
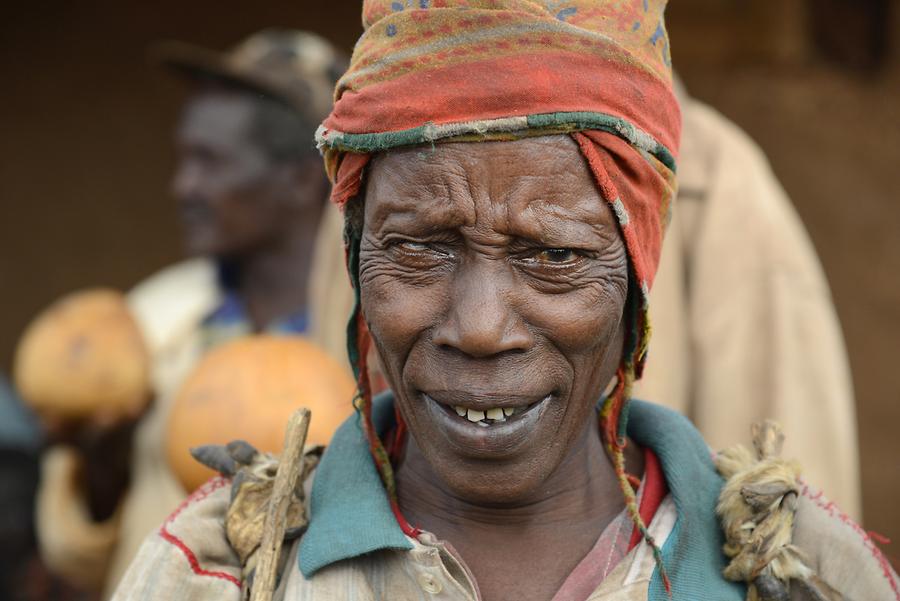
left=158, top=477, right=242, bottom=590
left=628, top=448, right=668, bottom=550
left=163, top=476, right=228, bottom=522
left=158, top=529, right=241, bottom=589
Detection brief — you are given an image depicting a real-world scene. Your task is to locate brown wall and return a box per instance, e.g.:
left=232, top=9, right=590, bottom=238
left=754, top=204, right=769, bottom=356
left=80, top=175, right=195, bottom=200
left=2, top=0, right=897, bottom=562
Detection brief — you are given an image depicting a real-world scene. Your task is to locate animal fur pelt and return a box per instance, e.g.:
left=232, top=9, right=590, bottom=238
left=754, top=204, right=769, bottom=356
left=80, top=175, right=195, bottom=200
left=191, top=440, right=323, bottom=600
left=715, top=420, right=842, bottom=601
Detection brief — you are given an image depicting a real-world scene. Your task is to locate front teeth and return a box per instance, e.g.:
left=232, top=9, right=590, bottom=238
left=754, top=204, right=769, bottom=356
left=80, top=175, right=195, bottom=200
left=485, top=408, right=504, bottom=420
left=454, top=405, right=520, bottom=425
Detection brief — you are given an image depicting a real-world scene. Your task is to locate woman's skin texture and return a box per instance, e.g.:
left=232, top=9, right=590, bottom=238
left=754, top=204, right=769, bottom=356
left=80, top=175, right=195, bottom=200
left=359, top=136, right=644, bottom=601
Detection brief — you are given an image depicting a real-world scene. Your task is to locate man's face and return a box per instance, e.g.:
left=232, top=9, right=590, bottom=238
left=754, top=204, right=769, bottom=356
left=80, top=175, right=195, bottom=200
left=172, top=90, right=290, bottom=258
left=359, top=136, right=628, bottom=505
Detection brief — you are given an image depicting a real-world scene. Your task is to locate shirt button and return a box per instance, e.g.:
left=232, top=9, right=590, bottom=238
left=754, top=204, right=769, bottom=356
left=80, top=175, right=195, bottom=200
left=417, top=572, right=443, bottom=594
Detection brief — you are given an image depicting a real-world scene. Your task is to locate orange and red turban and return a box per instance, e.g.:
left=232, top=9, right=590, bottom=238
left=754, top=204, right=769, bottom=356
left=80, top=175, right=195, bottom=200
left=319, top=0, right=680, bottom=377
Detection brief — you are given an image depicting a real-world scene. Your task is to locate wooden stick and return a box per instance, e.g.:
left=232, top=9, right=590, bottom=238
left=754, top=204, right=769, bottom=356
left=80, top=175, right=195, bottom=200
left=250, top=408, right=311, bottom=601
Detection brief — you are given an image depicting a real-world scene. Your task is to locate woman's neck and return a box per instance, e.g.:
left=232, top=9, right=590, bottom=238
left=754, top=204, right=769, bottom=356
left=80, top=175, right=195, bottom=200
left=398, top=423, right=621, bottom=527
left=396, top=421, right=642, bottom=601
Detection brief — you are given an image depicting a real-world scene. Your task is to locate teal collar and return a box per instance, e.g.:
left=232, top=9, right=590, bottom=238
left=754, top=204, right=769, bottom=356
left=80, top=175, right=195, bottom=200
left=627, top=400, right=744, bottom=600
left=298, top=393, right=412, bottom=578
left=299, top=394, right=743, bottom=600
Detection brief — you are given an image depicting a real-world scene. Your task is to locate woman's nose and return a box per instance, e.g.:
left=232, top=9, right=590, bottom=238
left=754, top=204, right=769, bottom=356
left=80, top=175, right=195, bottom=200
left=431, top=259, right=533, bottom=358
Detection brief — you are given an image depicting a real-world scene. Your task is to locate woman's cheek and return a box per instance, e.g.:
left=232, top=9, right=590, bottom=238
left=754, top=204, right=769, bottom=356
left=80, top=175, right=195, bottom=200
left=524, top=283, right=623, bottom=353
left=360, top=261, right=449, bottom=357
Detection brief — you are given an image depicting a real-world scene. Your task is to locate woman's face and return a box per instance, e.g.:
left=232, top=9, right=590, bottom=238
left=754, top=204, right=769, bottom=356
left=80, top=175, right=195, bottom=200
left=359, top=135, right=628, bottom=504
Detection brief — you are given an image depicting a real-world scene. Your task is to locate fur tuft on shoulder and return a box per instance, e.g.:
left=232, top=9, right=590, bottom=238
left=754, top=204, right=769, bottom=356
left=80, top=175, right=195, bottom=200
left=715, top=420, right=842, bottom=601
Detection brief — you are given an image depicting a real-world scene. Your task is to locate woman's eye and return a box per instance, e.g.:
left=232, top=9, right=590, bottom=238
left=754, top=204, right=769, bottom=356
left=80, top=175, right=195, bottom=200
left=389, top=240, right=434, bottom=255
left=397, top=241, right=430, bottom=252
left=534, top=248, right=577, bottom=264
left=386, top=239, right=452, bottom=267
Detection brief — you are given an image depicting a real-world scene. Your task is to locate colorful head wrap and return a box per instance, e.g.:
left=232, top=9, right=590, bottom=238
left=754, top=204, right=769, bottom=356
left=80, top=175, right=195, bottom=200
left=318, top=0, right=680, bottom=589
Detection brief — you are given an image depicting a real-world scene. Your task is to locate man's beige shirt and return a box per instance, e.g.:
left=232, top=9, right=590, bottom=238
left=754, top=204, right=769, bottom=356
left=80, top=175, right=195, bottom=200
left=634, top=100, right=859, bottom=517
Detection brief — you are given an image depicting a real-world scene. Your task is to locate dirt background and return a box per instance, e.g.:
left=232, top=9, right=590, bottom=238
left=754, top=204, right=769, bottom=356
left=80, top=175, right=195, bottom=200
left=1, top=0, right=897, bottom=577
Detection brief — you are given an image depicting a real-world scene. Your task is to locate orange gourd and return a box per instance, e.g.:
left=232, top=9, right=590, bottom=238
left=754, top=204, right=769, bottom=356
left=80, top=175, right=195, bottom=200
left=13, top=288, right=151, bottom=421
left=166, top=335, right=356, bottom=492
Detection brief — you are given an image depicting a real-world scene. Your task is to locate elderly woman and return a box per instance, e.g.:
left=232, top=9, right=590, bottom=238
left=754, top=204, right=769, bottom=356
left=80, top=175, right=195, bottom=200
left=112, top=2, right=896, bottom=601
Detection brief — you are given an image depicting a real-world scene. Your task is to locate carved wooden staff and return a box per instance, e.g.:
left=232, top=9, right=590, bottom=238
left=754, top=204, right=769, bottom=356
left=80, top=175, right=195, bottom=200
left=249, top=408, right=311, bottom=601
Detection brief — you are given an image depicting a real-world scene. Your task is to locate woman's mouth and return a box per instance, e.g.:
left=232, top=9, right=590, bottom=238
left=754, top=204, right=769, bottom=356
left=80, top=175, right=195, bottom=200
left=419, top=391, right=553, bottom=458
left=438, top=398, right=544, bottom=427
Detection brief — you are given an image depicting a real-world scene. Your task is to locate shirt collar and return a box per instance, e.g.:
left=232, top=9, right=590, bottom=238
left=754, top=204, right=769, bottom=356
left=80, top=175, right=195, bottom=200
left=299, top=394, right=739, bottom=600
left=298, top=392, right=412, bottom=578
left=626, top=400, right=744, bottom=600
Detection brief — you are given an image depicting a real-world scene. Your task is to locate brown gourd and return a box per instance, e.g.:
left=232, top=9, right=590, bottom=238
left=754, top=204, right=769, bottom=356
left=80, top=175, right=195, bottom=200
left=13, top=288, right=151, bottom=422
left=165, top=335, right=356, bottom=492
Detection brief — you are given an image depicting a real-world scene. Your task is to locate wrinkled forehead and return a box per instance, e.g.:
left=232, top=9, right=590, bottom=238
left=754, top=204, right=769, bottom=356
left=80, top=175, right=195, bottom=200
left=362, top=136, right=618, bottom=241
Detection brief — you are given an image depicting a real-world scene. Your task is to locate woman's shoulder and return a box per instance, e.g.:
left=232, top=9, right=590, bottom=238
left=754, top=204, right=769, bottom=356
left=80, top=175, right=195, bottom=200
left=112, top=441, right=323, bottom=601
left=793, top=484, right=898, bottom=600
left=715, top=421, right=898, bottom=600
left=111, top=477, right=242, bottom=601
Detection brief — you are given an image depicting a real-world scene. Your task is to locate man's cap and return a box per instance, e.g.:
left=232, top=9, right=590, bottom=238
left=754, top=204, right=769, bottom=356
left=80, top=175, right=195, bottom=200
left=153, top=29, right=346, bottom=124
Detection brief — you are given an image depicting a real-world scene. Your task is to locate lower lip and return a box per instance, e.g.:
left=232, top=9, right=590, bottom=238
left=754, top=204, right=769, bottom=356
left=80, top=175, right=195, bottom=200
left=423, top=394, right=552, bottom=459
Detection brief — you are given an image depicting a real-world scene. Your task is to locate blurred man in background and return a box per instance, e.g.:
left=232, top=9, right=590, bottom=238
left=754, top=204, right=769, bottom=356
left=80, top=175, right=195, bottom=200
left=34, top=30, right=351, bottom=598
left=634, top=79, right=860, bottom=518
